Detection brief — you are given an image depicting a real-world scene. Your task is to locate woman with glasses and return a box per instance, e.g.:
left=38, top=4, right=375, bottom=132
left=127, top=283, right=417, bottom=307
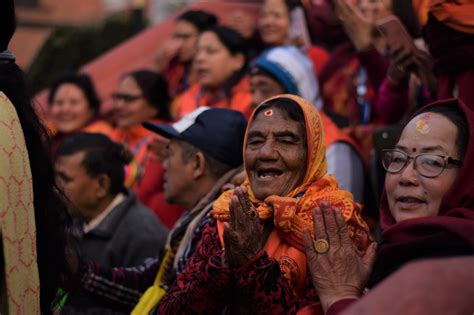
left=48, top=71, right=113, bottom=154
left=110, top=70, right=183, bottom=228
left=300, top=98, right=474, bottom=314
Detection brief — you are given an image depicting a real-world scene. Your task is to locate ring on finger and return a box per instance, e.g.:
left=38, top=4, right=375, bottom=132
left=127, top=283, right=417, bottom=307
left=313, top=239, right=330, bottom=254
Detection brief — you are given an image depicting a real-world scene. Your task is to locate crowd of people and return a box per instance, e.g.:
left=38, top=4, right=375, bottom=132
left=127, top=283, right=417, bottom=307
left=1, top=0, right=474, bottom=314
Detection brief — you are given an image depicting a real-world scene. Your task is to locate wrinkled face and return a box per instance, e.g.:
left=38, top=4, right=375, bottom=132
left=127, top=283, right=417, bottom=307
left=258, top=0, right=291, bottom=46
left=385, top=112, right=461, bottom=222
left=162, top=139, right=194, bottom=207
left=358, top=0, right=392, bottom=23
left=246, top=107, right=307, bottom=200
left=195, top=32, right=244, bottom=90
left=50, top=83, right=94, bottom=134
left=111, top=76, right=158, bottom=129
left=250, top=74, right=286, bottom=108
left=55, top=151, right=101, bottom=220
left=173, top=20, right=199, bottom=63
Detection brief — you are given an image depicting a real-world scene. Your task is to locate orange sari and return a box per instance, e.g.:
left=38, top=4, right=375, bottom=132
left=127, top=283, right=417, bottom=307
left=212, top=94, right=371, bottom=291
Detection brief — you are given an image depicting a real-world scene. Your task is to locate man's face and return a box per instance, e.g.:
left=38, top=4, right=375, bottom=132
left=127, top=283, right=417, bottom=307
left=55, top=151, right=102, bottom=220
left=162, top=139, right=195, bottom=207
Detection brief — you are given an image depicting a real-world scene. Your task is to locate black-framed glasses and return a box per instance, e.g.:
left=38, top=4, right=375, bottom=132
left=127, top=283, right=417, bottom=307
left=111, top=92, right=143, bottom=103
left=382, top=149, right=462, bottom=178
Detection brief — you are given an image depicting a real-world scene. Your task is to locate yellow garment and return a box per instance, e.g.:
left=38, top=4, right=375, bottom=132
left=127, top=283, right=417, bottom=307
left=131, top=250, right=170, bottom=315
left=0, top=92, right=40, bottom=314
left=212, top=94, right=371, bottom=289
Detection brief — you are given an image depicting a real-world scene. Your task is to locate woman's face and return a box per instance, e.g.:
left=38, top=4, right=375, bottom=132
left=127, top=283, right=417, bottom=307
left=111, top=76, right=158, bottom=129
left=173, top=20, right=199, bottom=63
left=385, top=112, right=461, bottom=222
left=246, top=106, right=307, bottom=200
left=250, top=74, right=286, bottom=108
left=194, top=31, right=244, bottom=90
left=258, top=0, right=291, bottom=46
left=50, top=83, right=94, bottom=134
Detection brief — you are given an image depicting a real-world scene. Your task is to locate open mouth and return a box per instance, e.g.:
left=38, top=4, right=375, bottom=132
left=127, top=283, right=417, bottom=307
left=396, top=196, right=426, bottom=204
left=257, top=168, right=283, bottom=179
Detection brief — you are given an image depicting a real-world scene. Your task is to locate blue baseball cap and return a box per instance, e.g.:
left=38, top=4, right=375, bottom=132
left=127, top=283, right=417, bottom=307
left=143, top=107, right=247, bottom=168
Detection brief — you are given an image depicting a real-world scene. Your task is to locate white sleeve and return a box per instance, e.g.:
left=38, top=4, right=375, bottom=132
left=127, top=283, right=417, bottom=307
left=325, top=142, right=365, bottom=203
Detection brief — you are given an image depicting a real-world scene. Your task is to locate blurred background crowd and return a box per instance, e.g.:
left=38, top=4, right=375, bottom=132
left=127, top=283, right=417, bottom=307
left=1, top=0, right=474, bottom=314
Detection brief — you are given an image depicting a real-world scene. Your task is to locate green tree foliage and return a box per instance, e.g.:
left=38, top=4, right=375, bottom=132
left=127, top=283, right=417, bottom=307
left=27, top=11, right=146, bottom=94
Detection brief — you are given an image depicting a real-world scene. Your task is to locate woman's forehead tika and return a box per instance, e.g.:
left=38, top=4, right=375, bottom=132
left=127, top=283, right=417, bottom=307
left=415, top=113, right=432, bottom=135
left=264, top=109, right=273, bottom=117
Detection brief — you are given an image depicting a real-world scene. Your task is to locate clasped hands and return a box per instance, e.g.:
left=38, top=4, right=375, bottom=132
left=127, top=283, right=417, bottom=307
left=223, top=186, right=263, bottom=269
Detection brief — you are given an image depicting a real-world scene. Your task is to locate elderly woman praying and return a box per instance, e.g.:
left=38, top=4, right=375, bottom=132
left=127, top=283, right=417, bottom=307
left=155, top=94, right=371, bottom=314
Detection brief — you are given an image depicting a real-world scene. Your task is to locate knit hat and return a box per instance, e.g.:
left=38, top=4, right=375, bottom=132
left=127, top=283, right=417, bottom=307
left=251, top=46, right=322, bottom=108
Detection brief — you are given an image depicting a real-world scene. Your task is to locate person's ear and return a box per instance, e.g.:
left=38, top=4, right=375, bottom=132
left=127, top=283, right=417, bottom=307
left=95, top=174, right=111, bottom=199
left=191, top=151, right=207, bottom=180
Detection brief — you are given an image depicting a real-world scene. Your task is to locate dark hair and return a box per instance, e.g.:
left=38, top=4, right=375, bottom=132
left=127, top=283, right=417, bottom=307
left=122, top=70, right=172, bottom=121
left=56, top=133, right=133, bottom=195
left=48, top=71, right=101, bottom=115
left=0, top=0, right=15, bottom=51
left=1, top=14, right=74, bottom=315
left=177, top=10, right=218, bottom=32
left=285, top=0, right=303, bottom=12
left=417, top=104, right=469, bottom=159
left=204, top=26, right=249, bottom=97
left=254, top=97, right=307, bottom=144
left=180, top=140, right=234, bottom=178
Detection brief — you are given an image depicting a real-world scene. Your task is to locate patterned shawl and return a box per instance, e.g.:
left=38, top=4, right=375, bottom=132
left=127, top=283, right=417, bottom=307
left=212, top=94, right=370, bottom=252
left=0, top=92, right=40, bottom=314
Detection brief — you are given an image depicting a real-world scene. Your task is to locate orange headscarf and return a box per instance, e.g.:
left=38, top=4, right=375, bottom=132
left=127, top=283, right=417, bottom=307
left=212, top=94, right=370, bottom=291
left=429, top=0, right=474, bottom=34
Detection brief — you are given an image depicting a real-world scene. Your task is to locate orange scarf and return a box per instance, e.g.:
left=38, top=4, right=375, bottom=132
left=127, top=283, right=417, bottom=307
left=82, top=119, right=113, bottom=135
left=176, top=76, right=253, bottom=119
left=109, top=121, right=162, bottom=187
left=212, top=94, right=371, bottom=292
left=430, top=0, right=474, bottom=34
left=413, top=0, right=474, bottom=33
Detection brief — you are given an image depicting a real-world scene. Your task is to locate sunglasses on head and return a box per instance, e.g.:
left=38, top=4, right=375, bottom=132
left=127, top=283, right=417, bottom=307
left=111, top=92, right=143, bottom=102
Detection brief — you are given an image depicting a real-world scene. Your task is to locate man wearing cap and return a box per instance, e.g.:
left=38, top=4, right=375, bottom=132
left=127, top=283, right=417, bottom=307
left=72, top=107, right=247, bottom=314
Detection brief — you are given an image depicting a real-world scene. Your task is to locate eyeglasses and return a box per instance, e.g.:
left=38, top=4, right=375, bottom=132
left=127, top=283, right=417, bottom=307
left=111, top=92, right=143, bottom=103
left=382, top=149, right=462, bottom=178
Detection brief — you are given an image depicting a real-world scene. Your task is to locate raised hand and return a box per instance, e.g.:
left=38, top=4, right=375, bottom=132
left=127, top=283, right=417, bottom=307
left=334, top=0, right=374, bottom=51
left=412, top=48, right=437, bottom=93
left=223, top=186, right=262, bottom=269
left=387, top=42, right=416, bottom=85
left=154, top=39, right=181, bottom=73
left=302, top=201, right=377, bottom=312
